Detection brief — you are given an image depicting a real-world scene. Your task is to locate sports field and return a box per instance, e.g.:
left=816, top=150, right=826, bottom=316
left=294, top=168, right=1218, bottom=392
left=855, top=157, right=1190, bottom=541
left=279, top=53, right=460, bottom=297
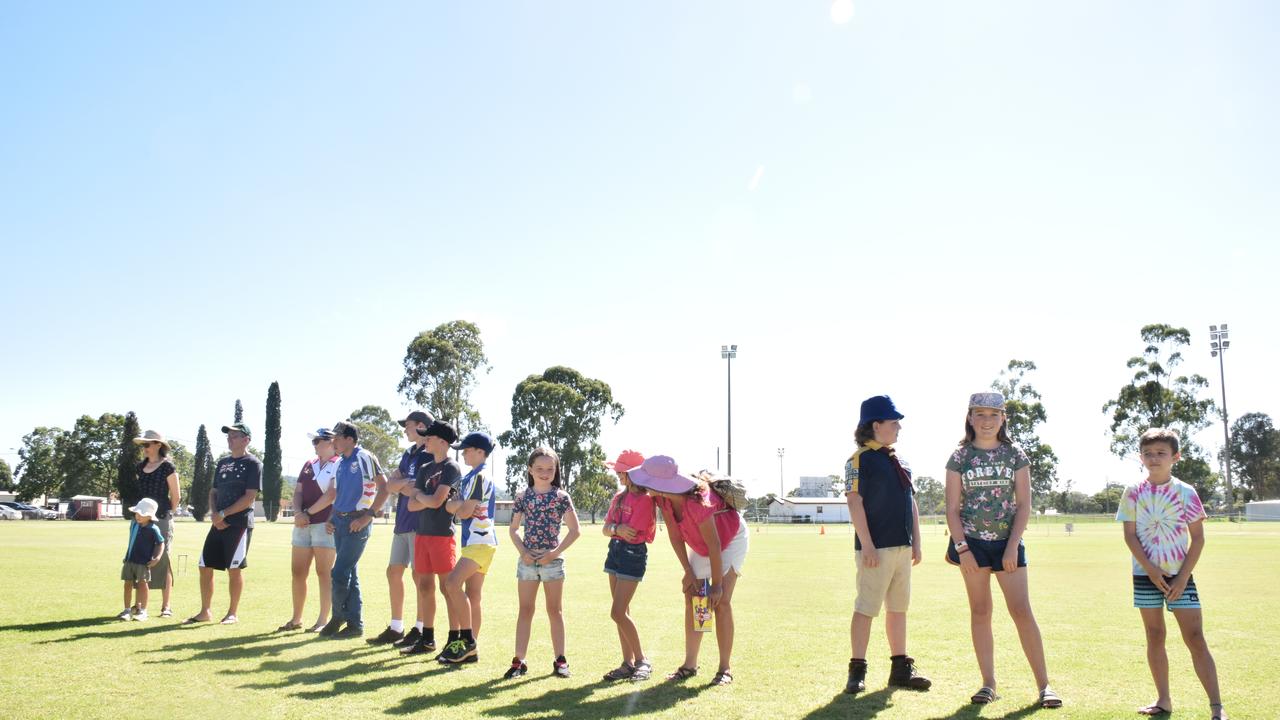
left=2, top=519, right=1275, bottom=719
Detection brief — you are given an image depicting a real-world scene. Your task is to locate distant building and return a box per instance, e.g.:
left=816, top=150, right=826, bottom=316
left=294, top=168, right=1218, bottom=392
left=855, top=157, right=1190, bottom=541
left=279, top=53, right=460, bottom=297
left=768, top=496, right=850, bottom=523
left=1246, top=500, right=1280, bottom=521
left=797, top=475, right=839, bottom=497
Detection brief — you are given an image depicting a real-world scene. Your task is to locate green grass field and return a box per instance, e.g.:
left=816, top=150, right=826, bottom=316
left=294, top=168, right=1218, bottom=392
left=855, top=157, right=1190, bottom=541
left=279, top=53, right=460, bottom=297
left=2, top=519, right=1276, bottom=719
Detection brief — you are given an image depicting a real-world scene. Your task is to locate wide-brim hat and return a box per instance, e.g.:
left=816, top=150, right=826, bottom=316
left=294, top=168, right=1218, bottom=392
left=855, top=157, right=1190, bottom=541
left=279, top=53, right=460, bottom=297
left=131, top=430, right=171, bottom=451
left=422, top=420, right=459, bottom=445
left=605, top=449, right=645, bottom=473
left=129, top=497, right=159, bottom=518
left=628, top=455, right=696, bottom=494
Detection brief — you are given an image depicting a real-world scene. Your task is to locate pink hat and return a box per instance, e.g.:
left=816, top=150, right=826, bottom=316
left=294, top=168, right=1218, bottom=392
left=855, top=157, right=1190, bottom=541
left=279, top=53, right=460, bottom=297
left=627, top=455, right=696, bottom=494
left=605, top=449, right=645, bottom=473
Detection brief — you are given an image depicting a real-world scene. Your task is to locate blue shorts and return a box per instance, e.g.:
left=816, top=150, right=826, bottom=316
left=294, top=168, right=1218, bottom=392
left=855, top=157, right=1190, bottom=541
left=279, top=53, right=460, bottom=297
left=1134, top=574, right=1201, bottom=610
left=603, top=537, right=648, bottom=582
left=945, top=536, right=1026, bottom=571
left=517, top=557, right=565, bottom=582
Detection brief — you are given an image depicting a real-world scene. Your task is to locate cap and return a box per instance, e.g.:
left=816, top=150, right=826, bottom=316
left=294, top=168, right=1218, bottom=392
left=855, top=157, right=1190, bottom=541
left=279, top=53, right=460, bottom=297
left=858, top=395, right=905, bottom=426
left=221, top=423, right=252, bottom=437
left=397, top=410, right=435, bottom=428
left=452, top=431, right=495, bottom=454
left=605, top=449, right=645, bottom=473
left=968, top=392, right=1006, bottom=410
left=422, top=420, right=459, bottom=445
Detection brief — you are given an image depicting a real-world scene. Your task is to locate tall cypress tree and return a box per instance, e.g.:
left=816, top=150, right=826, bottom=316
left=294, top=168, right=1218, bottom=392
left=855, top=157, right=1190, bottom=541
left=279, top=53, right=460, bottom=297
left=191, top=424, right=211, bottom=521
left=234, top=399, right=244, bottom=424
left=263, top=381, right=283, bottom=521
left=116, top=412, right=142, bottom=518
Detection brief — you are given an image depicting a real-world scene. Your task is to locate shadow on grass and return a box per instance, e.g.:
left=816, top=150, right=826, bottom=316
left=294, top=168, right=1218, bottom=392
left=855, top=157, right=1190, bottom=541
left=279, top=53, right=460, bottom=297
left=393, top=675, right=706, bottom=719
left=922, top=700, right=1046, bottom=720
left=234, top=649, right=407, bottom=692
left=37, top=622, right=186, bottom=644
left=137, top=634, right=317, bottom=662
left=800, top=688, right=894, bottom=720
left=0, top=617, right=117, bottom=633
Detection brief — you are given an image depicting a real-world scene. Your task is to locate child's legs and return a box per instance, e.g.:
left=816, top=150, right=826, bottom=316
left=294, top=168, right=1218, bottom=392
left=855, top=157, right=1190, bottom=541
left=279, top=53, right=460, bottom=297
left=883, top=547, right=913, bottom=655
left=1172, top=608, right=1221, bottom=705
left=136, top=581, right=149, bottom=609
left=290, top=546, right=313, bottom=622
left=961, top=567, right=997, bottom=687
left=1139, top=608, right=1171, bottom=704
left=514, top=580, right=540, bottom=659
left=123, top=581, right=133, bottom=610
left=994, top=567, right=1049, bottom=688
left=444, top=559, right=481, bottom=631
left=465, top=573, right=486, bottom=638
left=713, top=570, right=739, bottom=672
left=850, top=612, right=874, bottom=659
left=415, top=572, right=438, bottom=628
left=543, top=579, right=566, bottom=657
left=227, top=568, right=244, bottom=615
left=313, top=547, right=335, bottom=622
left=609, top=576, right=643, bottom=663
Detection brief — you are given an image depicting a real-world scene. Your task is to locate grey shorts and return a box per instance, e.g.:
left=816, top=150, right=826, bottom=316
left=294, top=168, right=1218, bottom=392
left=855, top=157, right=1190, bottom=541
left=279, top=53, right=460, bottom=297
left=292, top=523, right=336, bottom=549
left=151, top=516, right=174, bottom=585
left=389, top=531, right=416, bottom=567
left=517, top=557, right=565, bottom=582
left=121, top=562, right=151, bottom=584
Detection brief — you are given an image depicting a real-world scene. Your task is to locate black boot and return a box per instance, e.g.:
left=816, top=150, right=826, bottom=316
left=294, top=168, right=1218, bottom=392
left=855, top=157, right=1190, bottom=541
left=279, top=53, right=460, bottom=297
left=845, top=658, right=867, bottom=694
left=887, top=655, right=931, bottom=690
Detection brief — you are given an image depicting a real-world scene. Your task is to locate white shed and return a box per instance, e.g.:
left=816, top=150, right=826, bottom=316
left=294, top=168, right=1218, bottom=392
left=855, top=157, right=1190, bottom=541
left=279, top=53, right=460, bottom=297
left=768, top=497, right=850, bottom=523
left=1245, top=499, right=1280, bottom=521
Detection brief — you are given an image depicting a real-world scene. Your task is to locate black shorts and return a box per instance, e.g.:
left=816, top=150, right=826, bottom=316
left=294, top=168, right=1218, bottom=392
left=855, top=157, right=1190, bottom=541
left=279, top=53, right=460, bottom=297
left=945, top=536, right=1026, bottom=572
left=200, top=525, right=252, bottom=571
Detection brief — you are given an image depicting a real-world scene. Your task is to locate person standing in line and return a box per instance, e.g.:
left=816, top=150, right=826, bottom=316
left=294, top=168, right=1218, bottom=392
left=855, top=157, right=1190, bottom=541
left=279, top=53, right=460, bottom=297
left=118, top=497, right=165, bottom=621
left=186, top=422, right=260, bottom=625
left=133, top=430, right=180, bottom=618
left=278, top=428, right=339, bottom=632
left=600, top=449, right=655, bottom=682
left=438, top=431, right=499, bottom=665
left=400, top=420, right=463, bottom=658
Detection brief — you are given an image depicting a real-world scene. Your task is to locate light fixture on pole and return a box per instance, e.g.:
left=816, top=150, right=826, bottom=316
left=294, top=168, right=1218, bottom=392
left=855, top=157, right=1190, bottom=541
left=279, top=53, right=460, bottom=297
left=777, top=447, right=785, bottom=497
left=1209, top=324, right=1233, bottom=511
left=721, top=344, right=737, bottom=476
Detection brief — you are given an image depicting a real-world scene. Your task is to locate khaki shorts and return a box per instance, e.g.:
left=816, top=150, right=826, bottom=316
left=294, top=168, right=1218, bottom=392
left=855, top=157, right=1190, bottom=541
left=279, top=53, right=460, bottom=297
left=853, top=545, right=913, bottom=617
left=460, top=544, right=497, bottom=574
left=121, top=561, right=151, bottom=584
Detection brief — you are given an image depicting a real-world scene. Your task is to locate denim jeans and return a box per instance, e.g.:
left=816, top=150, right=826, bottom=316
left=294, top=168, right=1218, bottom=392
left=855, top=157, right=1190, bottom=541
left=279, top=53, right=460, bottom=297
left=331, top=514, right=372, bottom=628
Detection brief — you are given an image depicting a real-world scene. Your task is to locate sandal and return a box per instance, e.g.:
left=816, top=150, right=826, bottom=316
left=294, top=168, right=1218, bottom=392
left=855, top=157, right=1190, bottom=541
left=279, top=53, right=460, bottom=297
left=602, top=663, right=635, bottom=681
left=1039, top=686, right=1063, bottom=709
left=219, top=614, right=238, bottom=625
left=277, top=620, right=303, bottom=632
left=631, top=661, right=653, bottom=682
left=159, top=607, right=173, bottom=618
left=1137, top=704, right=1171, bottom=716
left=711, top=670, right=734, bottom=686
left=1210, top=702, right=1226, bottom=720
left=971, top=687, right=999, bottom=704
left=665, top=666, right=698, bottom=681
left=183, top=614, right=211, bottom=625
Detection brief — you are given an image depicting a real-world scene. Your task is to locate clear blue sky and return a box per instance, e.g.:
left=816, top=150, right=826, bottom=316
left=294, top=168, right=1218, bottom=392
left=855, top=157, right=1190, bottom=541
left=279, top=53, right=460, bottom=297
left=3, top=1, right=1277, bottom=496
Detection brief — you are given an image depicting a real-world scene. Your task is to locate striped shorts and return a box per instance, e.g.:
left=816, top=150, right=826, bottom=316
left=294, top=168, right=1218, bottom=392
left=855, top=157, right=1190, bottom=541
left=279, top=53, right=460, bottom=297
left=1133, top=574, right=1200, bottom=610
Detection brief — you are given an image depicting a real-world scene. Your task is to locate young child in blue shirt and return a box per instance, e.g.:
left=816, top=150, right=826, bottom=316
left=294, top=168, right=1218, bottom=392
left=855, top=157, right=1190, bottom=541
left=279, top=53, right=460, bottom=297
left=119, top=498, right=166, bottom=621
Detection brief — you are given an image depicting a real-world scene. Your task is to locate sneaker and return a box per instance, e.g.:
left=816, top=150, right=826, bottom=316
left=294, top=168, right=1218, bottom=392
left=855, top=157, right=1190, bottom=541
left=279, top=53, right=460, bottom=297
left=392, top=627, right=422, bottom=648
left=159, top=607, right=173, bottom=618
left=440, top=639, right=477, bottom=664
left=604, top=662, right=636, bottom=681
left=317, top=617, right=344, bottom=637
left=116, top=609, right=132, bottom=621
left=553, top=655, right=571, bottom=678
left=846, top=659, right=867, bottom=694
left=132, top=609, right=149, bottom=621
left=631, top=661, right=653, bottom=682
left=502, top=657, right=528, bottom=679
left=333, top=625, right=364, bottom=639
left=366, top=626, right=405, bottom=645
left=400, top=636, right=437, bottom=655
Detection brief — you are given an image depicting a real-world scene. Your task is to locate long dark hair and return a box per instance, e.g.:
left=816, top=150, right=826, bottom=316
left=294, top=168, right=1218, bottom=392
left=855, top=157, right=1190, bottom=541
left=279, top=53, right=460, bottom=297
left=960, top=410, right=1014, bottom=446
left=525, top=446, right=562, bottom=488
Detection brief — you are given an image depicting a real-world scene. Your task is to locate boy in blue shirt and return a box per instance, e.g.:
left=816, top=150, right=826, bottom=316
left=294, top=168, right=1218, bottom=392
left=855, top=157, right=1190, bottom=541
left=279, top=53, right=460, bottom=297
left=119, top=498, right=166, bottom=621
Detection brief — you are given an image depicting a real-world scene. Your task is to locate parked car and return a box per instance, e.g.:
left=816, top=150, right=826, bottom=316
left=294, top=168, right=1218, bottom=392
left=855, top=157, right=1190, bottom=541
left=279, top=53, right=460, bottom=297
left=0, top=501, right=55, bottom=520
left=0, top=505, right=22, bottom=520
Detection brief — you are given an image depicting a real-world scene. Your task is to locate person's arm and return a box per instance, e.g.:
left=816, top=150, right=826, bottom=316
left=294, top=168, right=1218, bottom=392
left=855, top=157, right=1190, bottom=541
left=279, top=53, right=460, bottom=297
left=846, top=492, right=878, bottom=568
left=1002, top=467, right=1033, bottom=572
left=446, top=473, right=483, bottom=518
left=1123, top=521, right=1169, bottom=594
left=508, top=511, right=534, bottom=564
left=910, top=495, right=923, bottom=566
left=351, top=471, right=388, bottom=531
left=148, top=537, right=165, bottom=568
left=658, top=500, right=697, bottom=595
left=408, top=480, right=451, bottom=511
left=541, top=499, right=580, bottom=562
left=1167, top=519, right=1206, bottom=602
left=219, top=489, right=258, bottom=519
left=208, top=485, right=222, bottom=528
left=166, top=470, right=181, bottom=520
left=697, top=518, right=725, bottom=608
left=292, top=478, right=308, bottom=527
left=944, top=469, right=979, bottom=573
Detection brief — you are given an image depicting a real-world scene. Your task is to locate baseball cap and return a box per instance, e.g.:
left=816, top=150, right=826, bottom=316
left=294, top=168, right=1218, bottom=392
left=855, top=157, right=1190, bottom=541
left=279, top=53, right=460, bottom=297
left=221, top=423, right=252, bottom=437
left=605, top=449, right=645, bottom=473
left=398, top=410, right=435, bottom=428
left=452, top=431, right=495, bottom=454
left=422, top=420, right=458, bottom=445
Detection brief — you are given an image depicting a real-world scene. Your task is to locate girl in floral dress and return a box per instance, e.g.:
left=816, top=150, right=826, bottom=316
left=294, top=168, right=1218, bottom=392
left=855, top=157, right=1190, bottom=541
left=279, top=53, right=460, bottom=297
left=944, top=393, right=1062, bottom=709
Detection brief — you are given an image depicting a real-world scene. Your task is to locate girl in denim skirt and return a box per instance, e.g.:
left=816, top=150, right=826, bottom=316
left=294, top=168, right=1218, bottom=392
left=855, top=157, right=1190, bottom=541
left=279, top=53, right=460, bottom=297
left=600, top=449, right=657, bottom=682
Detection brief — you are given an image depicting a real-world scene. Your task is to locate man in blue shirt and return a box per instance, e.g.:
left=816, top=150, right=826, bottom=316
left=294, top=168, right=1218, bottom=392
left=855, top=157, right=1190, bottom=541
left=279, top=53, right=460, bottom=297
left=317, top=420, right=387, bottom=639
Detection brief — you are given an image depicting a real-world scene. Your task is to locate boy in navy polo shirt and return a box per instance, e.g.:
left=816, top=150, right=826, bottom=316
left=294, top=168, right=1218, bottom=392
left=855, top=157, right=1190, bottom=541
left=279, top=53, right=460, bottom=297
left=843, top=395, right=931, bottom=695
left=119, top=498, right=165, bottom=621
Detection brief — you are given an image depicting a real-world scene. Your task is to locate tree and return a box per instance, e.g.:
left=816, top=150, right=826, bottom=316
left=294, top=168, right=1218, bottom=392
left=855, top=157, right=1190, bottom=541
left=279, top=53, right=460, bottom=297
left=262, top=381, right=283, bottom=521
left=914, top=475, right=944, bottom=515
left=234, top=399, right=244, bottom=424
left=116, top=412, right=142, bottom=518
left=398, top=320, right=490, bottom=430
left=1102, top=324, right=1217, bottom=502
left=0, top=459, right=12, bottom=491
left=568, top=448, right=616, bottom=523
left=1229, top=412, right=1280, bottom=501
left=57, top=413, right=125, bottom=498
left=348, top=405, right=403, bottom=469
left=15, top=427, right=63, bottom=501
left=190, top=425, right=212, bottom=521
left=498, top=366, right=624, bottom=496
left=1091, top=482, right=1126, bottom=515
left=992, top=360, right=1059, bottom=505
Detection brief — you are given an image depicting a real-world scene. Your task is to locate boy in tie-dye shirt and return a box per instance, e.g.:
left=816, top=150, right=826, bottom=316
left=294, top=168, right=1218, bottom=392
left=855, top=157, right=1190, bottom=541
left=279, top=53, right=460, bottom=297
left=1116, top=428, right=1225, bottom=719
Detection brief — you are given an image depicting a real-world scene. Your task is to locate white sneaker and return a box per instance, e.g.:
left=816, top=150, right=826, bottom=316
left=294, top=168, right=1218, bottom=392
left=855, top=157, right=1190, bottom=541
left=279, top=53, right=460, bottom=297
left=132, top=609, right=148, bottom=621
left=116, top=609, right=132, bottom=621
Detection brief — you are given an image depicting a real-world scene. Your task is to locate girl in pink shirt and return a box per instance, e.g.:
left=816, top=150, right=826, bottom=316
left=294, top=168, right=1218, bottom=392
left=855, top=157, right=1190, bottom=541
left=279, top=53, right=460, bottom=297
left=600, top=450, right=656, bottom=682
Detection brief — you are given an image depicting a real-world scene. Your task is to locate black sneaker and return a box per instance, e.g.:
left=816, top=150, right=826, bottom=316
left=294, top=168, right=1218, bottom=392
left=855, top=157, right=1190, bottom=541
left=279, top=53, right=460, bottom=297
left=553, top=655, right=571, bottom=678
left=392, top=627, right=421, bottom=648
left=846, top=659, right=867, bottom=694
left=439, top=639, right=477, bottom=664
left=317, top=617, right=345, bottom=637
left=887, top=655, right=931, bottom=691
left=333, top=625, right=364, bottom=640
left=502, top=657, right=528, bottom=679
left=400, top=637, right=436, bottom=655
left=366, top=626, right=405, bottom=645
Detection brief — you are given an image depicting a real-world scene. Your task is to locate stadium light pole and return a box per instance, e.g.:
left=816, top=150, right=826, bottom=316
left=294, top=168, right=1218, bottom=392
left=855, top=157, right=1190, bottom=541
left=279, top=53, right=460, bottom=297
left=777, top=447, right=785, bottom=497
left=721, top=344, right=737, bottom=476
left=1209, top=324, right=1234, bottom=512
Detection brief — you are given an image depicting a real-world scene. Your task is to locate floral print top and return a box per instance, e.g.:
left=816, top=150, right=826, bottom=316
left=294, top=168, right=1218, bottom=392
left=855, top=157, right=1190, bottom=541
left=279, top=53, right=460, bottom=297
left=945, top=443, right=1030, bottom=541
left=1115, top=477, right=1205, bottom=576
left=513, top=487, right=574, bottom=552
